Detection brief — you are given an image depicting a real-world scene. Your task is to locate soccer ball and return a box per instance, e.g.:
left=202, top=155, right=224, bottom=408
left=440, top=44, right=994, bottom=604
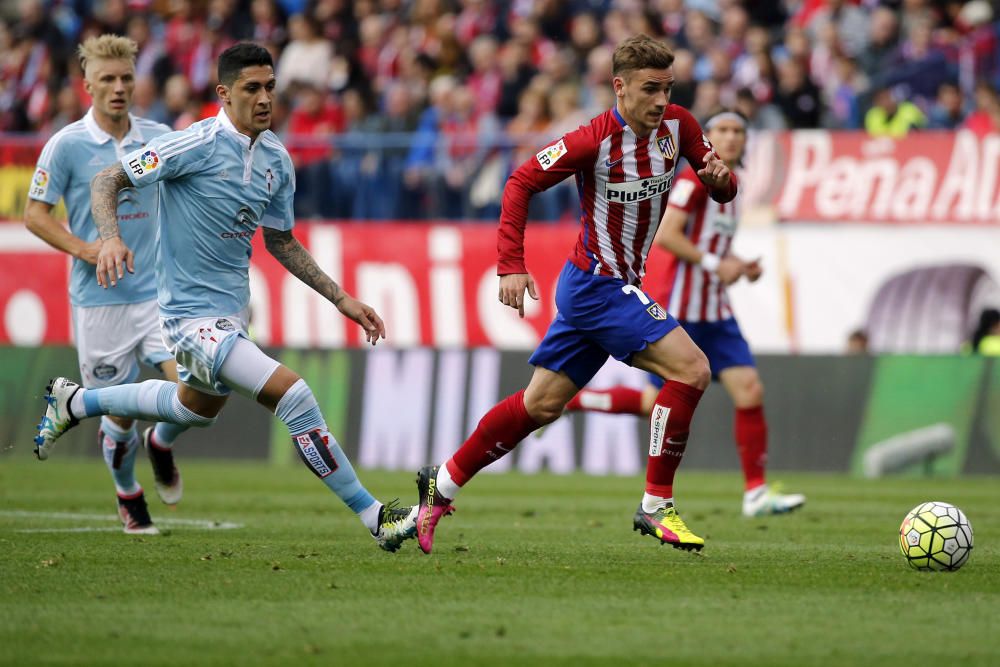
left=898, top=501, right=973, bottom=571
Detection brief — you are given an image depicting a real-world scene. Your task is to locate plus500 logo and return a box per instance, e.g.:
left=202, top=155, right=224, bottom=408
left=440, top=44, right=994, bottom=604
left=606, top=173, right=671, bottom=204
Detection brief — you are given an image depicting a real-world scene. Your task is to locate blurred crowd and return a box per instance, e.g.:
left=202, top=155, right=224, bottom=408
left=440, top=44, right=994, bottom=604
left=4, top=0, right=1000, bottom=219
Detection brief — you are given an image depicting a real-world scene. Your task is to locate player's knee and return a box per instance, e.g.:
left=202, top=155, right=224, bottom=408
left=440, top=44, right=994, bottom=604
left=188, top=411, right=217, bottom=428
left=106, top=415, right=134, bottom=431
left=176, top=400, right=217, bottom=428
left=524, top=394, right=565, bottom=425
left=737, top=376, right=764, bottom=407
left=746, top=378, right=764, bottom=406
left=173, top=392, right=220, bottom=427
left=682, top=352, right=711, bottom=390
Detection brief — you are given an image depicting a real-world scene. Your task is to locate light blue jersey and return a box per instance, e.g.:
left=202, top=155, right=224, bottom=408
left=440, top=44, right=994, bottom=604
left=29, top=109, right=170, bottom=307
left=120, top=109, right=295, bottom=318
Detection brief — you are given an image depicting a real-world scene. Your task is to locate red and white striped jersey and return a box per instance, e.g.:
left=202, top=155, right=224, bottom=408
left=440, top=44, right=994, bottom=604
left=661, top=167, right=742, bottom=322
left=498, top=105, right=737, bottom=286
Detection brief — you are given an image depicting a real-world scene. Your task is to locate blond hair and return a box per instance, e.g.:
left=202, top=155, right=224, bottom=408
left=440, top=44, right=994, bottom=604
left=612, top=34, right=675, bottom=79
left=78, top=34, right=138, bottom=75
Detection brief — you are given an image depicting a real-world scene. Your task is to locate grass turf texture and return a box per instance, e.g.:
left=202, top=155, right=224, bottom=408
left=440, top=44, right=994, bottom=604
left=1, top=459, right=997, bottom=667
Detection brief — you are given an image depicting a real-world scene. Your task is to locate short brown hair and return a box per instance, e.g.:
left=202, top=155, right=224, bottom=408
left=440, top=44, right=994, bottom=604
left=612, top=35, right=675, bottom=79
left=78, top=34, right=138, bottom=75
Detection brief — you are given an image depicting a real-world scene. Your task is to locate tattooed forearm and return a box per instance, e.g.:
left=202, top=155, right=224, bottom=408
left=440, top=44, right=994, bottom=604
left=90, top=165, right=132, bottom=240
left=263, top=227, right=345, bottom=305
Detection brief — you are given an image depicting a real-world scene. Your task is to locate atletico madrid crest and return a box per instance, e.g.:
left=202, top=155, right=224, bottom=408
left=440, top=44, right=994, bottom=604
left=647, top=303, right=667, bottom=320
left=657, top=131, right=676, bottom=159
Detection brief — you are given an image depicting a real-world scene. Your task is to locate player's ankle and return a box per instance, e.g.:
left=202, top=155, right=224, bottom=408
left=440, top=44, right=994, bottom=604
left=435, top=463, right=461, bottom=500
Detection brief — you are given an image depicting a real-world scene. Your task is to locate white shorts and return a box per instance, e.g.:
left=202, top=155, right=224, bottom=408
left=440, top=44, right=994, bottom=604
left=72, top=300, right=173, bottom=389
left=160, top=309, right=250, bottom=396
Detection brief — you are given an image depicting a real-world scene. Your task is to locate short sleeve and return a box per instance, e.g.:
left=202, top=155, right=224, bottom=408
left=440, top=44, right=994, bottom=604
left=29, top=134, right=71, bottom=204
left=676, top=107, right=717, bottom=169
left=666, top=170, right=707, bottom=214
left=121, top=127, right=211, bottom=188
left=260, top=160, right=295, bottom=231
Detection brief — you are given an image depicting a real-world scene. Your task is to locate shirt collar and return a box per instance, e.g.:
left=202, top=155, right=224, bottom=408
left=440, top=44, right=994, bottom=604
left=611, top=106, right=628, bottom=130
left=215, top=107, right=252, bottom=147
left=83, top=107, right=145, bottom=146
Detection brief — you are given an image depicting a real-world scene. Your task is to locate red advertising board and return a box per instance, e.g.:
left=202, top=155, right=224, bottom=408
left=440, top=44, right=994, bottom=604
left=745, top=130, right=1000, bottom=225
left=0, top=222, right=580, bottom=347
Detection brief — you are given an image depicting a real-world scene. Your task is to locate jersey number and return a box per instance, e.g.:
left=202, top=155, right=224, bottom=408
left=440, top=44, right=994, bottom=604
left=621, top=285, right=651, bottom=305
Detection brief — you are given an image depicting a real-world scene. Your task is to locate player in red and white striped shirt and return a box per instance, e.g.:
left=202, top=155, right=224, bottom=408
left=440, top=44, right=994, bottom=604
left=565, top=110, right=805, bottom=517
left=416, top=36, right=738, bottom=554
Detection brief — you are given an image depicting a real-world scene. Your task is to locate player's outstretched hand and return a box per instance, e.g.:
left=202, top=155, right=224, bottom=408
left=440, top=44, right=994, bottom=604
left=499, top=273, right=538, bottom=319
left=337, top=296, right=386, bottom=345
left=95, top=236, right=134, bottom=288
left=745, top=258, right=763, bottom=282
left=697, top=152, right=731, bottom=190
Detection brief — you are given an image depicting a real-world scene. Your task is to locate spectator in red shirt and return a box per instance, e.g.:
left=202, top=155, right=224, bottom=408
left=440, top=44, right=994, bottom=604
left=961, top=80, right=1000, bottom=136
left=286, top=82, right=345, bottom=218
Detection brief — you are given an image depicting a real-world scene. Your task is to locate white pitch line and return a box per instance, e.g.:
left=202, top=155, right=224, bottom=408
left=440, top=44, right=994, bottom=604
left=18, top=527, right=135, bottom=533
left=0, top=510, right=242, bottom=531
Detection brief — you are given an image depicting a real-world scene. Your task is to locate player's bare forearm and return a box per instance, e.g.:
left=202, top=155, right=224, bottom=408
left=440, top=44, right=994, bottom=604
left=90, top=165, right=131, bottom=240
left=24, top=199, right=99, bottom=262
left=655, top=228, right=703, bottom=264
left=263, top=227, right=345, bottom=306
left=654, top=209, right=702, bottom=264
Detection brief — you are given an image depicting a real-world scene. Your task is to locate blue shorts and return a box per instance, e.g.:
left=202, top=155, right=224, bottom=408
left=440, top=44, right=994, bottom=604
left=530, top=261, right=679, bottom=388
left=648, top=318, right=755, bottom=388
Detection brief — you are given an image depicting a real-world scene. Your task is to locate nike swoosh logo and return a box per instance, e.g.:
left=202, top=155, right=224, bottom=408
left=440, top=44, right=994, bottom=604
left=605, top=157, right=624, bottom=168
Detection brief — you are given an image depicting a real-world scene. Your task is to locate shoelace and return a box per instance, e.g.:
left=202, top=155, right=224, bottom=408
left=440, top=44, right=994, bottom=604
left=380, top=499, right=410, bottom=526
left=656, top=507, right=690, bottom=531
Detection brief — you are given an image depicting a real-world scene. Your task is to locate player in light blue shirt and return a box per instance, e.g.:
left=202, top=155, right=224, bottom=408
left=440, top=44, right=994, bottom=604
left=33, top=43, right=417, bottom=551
left=25, top=34, right=186, bottom=534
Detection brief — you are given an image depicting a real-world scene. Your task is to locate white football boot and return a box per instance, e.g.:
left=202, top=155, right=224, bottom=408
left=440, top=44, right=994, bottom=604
left=742, top=484, right=806, bottom=517
left=34, top=377, right=83, bottom=460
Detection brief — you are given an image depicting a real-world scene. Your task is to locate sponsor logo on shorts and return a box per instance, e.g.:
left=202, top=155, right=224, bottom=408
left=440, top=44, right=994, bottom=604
left=215, top=319, right=235, bottom=332
left=605, top=173, right=670, bottom=204
left=647, top=303, right=667, bottom=320
left=649, top=405, right=670, bottom=456
left=93, top=363, right=118, bottom=381
left=127, top=149, right=160, bottom=178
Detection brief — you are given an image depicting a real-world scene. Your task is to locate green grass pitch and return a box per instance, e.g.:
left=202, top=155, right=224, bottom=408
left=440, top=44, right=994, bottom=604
left=1, top=458, right=997, bottom=667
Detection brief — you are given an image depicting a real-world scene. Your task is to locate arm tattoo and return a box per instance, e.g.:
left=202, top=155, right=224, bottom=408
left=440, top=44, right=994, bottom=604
left=263, top=227, right=345, bottom=305
left=90, top=165, right=132, bottom=240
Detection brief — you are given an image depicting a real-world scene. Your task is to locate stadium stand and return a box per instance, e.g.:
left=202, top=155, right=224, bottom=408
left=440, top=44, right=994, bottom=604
left=2, top=0, right=999, bottom=219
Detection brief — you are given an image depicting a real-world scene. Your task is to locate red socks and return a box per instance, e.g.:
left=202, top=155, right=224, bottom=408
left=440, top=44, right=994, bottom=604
left=644, top=381, right=704, bottom=498
left=564, top=387, right=644, bottom=415
left=735, top=406, right=767, bottom=490
left=445, top=389, right=540, bottom=486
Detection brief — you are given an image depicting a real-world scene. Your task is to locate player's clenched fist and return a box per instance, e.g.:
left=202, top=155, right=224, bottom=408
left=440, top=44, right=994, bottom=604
left=498, top=273, right=538, bottom=318
left=697, top=152, right=731, bottom=190
left=95, top=236, right=134, bottom=288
